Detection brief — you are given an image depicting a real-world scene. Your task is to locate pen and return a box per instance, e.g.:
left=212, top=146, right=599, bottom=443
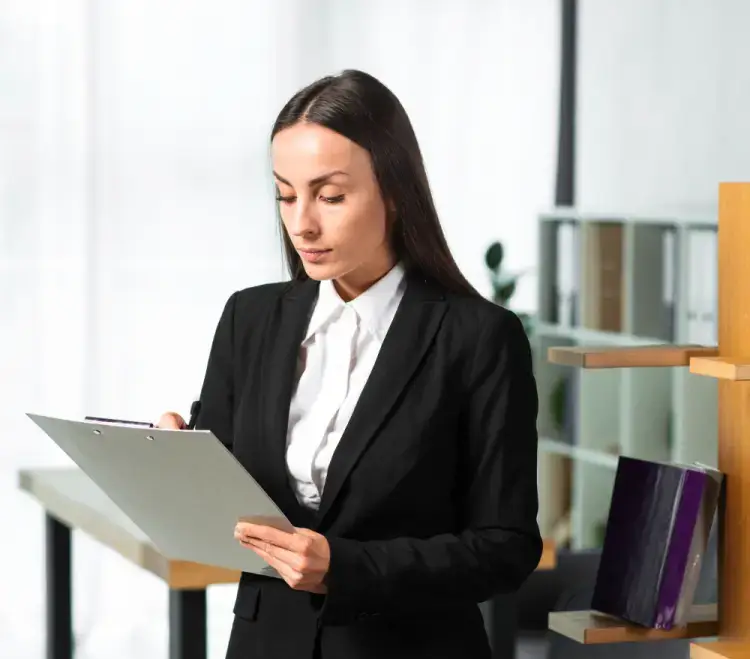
left=187, top=400, right=201, bottom=430
left=85, top=416, right=155, bottom=428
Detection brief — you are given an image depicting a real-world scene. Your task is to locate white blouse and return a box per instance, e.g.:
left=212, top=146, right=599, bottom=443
left=285, top=263, right=406, bottom=510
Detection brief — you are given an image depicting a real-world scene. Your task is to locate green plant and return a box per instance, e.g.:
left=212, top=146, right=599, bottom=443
left=484, top=240, right=534, bottom=335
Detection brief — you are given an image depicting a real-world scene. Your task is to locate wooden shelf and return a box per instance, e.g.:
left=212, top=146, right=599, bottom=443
left=548, top=344, right=719, bottom=369
left=690, top=356, right=750, bottom=381
left=692, top=642, right=750, bottom=659
left=548, top=604, right=718, bottom=644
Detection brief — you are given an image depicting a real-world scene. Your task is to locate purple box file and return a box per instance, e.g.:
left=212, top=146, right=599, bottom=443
left=591, top=456, right=721, bottom=630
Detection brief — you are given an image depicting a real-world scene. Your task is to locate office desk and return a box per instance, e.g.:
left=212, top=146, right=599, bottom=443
left=19, top=467, right=556, bottom=659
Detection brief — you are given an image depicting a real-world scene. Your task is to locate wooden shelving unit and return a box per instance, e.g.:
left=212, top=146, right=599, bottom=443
left=543, top=184, right=750, bottom=655
left=534, top=207, right=719, bottom=551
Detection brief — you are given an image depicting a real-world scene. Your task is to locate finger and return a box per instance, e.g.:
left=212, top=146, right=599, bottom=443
left=295, top=528, right=320, bottom=538
left=235, top=530, right=260, bottom=550
left=156, top=412, right=186, bottom=430
left=248, top=544, right=325, bottom=593
left=236, top=523, right=298, bottom=550
left=247, top=538, right=307, bottom=571
left=250, top=545, right=304, bottom=586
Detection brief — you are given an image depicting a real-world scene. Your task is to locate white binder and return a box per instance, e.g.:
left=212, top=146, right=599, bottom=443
left=27, top=413, right=292, bottom=578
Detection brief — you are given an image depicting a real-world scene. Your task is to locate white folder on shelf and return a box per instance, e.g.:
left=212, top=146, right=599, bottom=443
left=26, top=412, right=291, bottom=578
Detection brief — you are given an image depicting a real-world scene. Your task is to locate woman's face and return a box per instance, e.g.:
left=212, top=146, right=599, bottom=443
left=271, top=122, right=394, bottom=297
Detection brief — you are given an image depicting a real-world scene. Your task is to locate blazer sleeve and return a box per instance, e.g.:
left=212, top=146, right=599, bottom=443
left=321, top=309, right=542, bottom=623
left=193, top=291, right=238, bottom=449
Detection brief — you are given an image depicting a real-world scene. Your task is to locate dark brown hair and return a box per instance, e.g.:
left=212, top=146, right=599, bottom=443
left=271, top=69, right=480, bottom=298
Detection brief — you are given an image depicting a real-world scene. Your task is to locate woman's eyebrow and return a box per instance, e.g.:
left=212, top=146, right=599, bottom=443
left=273, top=170, right=349, bottom=187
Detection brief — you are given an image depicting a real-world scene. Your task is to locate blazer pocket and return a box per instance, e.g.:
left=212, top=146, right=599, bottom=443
left=232, top=583, right=261, bottom=622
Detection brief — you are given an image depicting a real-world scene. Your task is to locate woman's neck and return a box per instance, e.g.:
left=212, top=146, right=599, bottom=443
left=332, top=254, right=397, bottom=302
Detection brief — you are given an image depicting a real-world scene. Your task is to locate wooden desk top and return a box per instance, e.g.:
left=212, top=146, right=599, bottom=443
left=19, top=467, right=241, bottom=589
left=19, top=467, right=555, bottom=590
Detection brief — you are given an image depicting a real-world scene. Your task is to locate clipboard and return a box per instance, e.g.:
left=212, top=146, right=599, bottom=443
left=27, top=412, right=292, bottom=578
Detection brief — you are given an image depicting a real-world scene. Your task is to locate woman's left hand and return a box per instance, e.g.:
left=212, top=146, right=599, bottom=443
left=234, top=522, right=331, bottom=594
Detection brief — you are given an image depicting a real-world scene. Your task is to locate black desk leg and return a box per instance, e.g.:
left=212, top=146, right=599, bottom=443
left=480, top=594, right=518, bottom=659
left=45, top=514, right=73, bottom=659
left=169, top=589, right=207, bottom=659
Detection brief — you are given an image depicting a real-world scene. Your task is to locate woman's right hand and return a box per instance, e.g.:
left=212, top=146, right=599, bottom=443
left=156, top=412, right=187, bottom=429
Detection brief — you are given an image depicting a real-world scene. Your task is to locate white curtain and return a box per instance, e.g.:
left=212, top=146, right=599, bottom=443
left=0, top=1, right=558, bottom=657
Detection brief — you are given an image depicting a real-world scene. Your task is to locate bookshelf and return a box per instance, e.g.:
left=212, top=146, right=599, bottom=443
left=543, top=184, right=750, bottom=653
left=534, top=207, right=719, bottom=551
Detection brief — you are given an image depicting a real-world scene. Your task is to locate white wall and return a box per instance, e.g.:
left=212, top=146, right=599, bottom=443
left=578, top=0, right=750, bottom=211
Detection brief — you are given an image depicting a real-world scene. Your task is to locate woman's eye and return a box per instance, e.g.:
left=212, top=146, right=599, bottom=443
left=321, top=194, right=345, bottom=204
left=275, top=195, right=296, bottom=204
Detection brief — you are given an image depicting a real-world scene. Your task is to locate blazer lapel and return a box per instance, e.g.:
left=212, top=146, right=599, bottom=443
left=258, top=278, right=318, bottom=525
left=316, top=274, right=447, bottom=527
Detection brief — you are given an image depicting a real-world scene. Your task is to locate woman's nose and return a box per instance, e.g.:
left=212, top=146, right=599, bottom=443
left=287, top=203, right=319, bottom=237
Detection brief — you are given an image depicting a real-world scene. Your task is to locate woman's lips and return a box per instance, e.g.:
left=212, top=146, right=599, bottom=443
left=298, top=248, right=332, bottom=264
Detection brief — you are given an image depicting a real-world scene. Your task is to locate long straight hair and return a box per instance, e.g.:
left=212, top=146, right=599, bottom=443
left=270, top=69, right=480, bottom=298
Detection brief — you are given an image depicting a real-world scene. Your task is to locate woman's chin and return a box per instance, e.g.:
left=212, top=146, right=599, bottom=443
left=301, top=261, right=341, bottom=281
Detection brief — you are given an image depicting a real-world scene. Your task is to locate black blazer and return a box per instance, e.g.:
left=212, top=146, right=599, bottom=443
left=194, top=271, right=542, bottom=659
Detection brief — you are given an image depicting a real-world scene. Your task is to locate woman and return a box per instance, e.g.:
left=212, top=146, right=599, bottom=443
left=159, top=69, right=542, bottom=659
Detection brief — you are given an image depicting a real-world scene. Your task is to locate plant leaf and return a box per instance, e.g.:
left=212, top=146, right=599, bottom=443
left=484, top=241, right=504, bottom=272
